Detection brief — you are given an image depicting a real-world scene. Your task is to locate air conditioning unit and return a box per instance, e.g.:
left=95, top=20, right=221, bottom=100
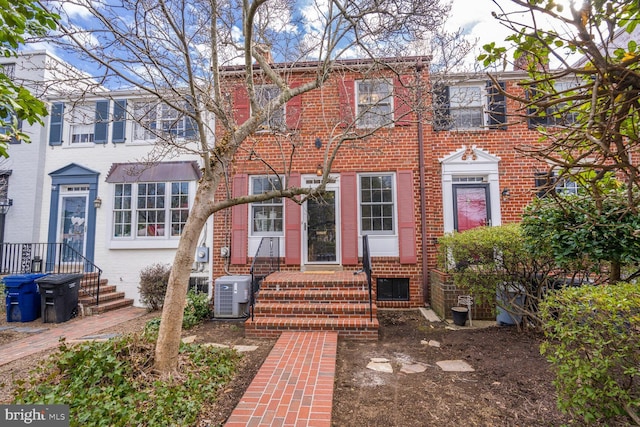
left=213, top=275, right=251, bottom=318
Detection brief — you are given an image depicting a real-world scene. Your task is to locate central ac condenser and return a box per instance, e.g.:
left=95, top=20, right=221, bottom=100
left=213, top=275, right=251, bottom=318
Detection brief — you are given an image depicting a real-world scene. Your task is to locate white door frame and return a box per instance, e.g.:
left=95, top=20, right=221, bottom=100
left=301, top=175, right=341, bottom=265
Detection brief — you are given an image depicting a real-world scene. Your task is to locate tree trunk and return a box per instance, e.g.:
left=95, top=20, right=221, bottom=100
left=610, top=260, right=622, bottom=283
left=154, top=180, right=214, bottom=374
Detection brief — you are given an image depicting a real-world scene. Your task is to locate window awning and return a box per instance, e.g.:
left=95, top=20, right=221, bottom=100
left=105, top=161, right=202, bottom=183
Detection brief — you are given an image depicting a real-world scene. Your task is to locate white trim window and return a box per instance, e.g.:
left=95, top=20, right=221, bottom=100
left=69, top=102, right=96, bottom=144
left=357, top=80, right=393, bottom=128
left=112, top=181, right=191, bottom=239
left=250, top=176, right=284, bottom=235
left=360, top=174, right=395, bottom=235
left=255, top=85, right=284, bottom=130
left=131, top=100, right=197, bottom=142
left=449, top=85, right=484, bottom=130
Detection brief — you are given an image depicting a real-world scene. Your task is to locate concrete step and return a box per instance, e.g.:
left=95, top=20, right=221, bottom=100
left=244, top=317, right=379, bottom=340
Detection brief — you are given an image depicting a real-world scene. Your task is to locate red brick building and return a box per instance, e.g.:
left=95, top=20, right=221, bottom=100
left=211, top=57, right=547, bottom=335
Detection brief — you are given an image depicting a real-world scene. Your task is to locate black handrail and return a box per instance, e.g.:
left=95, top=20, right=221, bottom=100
left=249, top=237, right=280, bottom=320
left=354, top=235, right=373, bottom=321
left=0, top=242, right=102, bottom=306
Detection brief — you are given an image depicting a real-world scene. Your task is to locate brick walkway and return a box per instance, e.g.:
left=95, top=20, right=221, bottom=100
left=0, top=306, right=146, bottom=366
left=225, top=331, right=338, bottom=427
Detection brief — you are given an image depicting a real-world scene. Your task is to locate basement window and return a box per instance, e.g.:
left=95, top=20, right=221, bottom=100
left=377, top=278, right=409, bottom=301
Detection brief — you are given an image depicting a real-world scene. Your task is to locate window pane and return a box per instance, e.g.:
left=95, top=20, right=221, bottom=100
left=251, top=176, right=284, bottom=234
left=357, top=80, right=392, bottom=128
left=360, top=174, right=394, bottom=233
left=70, top=103, right=95, bottom=144
left=113, top=183, right=132, bottom=237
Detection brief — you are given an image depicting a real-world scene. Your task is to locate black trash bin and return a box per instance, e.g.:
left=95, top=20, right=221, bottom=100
left=35, top=274, right=83, bottom=323
left=3, top=273, right=48, bottom=322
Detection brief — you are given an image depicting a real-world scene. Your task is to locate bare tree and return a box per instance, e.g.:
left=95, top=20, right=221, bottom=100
left=38, top=0, right=465, bottom=374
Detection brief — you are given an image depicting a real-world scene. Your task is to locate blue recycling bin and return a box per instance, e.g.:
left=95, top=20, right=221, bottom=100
left=3, top=273, right=48, bottom=322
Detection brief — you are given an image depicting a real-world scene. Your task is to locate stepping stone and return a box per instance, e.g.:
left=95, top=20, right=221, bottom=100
left=231, top=345, right=258, bottom=352
left=202, top=343, right=230, bottom=349
left=400, top=363, right=427, bottom=374
left=80, top=333, right=119, bottom=341
left=13, top=327, right=48, bottom=333
left=436, top=360, right=475, bottom=372
left=181, top=335, right=197, bottom=344
left=419, top=307, right=442, bottom=322
left=421, top=339, right=440, bottom=348
left=367, top=361, right=393, bottom=373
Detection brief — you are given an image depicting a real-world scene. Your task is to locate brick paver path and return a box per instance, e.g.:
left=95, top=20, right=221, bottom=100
left=0, top=306, right=146, bottom=366
left=225, top=331, right=337, bottom=427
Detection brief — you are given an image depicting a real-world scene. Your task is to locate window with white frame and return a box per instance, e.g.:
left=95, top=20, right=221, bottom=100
left=255, top=86, right=284, bottom=130
left=250, top=176, right=284, bottom=235
left=449, top=85, right=484, bottom=130
left=132, top=100, right=196, bottom=141
left=360, top=174, right=394, bottom=234
left=69, top=102, right=96, bottom=143
left=357, top=80, right=393, bottom=128
left=112, top=181, right=191, bottom=238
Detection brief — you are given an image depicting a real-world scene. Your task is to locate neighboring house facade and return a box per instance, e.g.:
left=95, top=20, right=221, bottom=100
left=211, top=59, right=553, bottom=311
left=0, top=51, right=214, bottom=306
left=0, top=51, right=89, bottom=244
left=39, top=90, right=214, bottom=305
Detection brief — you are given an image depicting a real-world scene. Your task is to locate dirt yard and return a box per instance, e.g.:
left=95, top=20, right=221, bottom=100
left=0, top=309, right=583, bottom=426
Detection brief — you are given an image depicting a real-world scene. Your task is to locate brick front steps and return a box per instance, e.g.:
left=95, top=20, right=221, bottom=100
left=244, top=270, right=379, bottom=340
left=79, top=273, right=133, bottom=315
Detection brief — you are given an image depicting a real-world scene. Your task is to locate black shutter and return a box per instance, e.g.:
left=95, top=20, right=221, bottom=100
left=94, top=100, right=109, bottom=144
left=534, top=172, right=552, bottom=198
left=432, top=83, right=451, bottom=131
left=49, top=102, right=64, bottom=146
left=487, top=81, right=507, bottom=130
left=527, top=86, right=548, bottom=129
left=112, top=99, right=127, bottom=143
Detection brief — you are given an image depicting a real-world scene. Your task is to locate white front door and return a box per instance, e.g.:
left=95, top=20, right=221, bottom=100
left=57, top=186, right=89, bottom=261
left=302, top=177, right=340, bottom=265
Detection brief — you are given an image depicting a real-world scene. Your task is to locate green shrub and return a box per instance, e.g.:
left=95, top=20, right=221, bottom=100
left=13, top=334, right=240, bottom=426
left=539, top=282, right=640, bottom=424
left=437, top=224, right=557, bottom=329
left=143, top=292, right=211, bottom=340
left=138, top=263, right=171, bottom=311
left=183, top=290, right=212, bottom=329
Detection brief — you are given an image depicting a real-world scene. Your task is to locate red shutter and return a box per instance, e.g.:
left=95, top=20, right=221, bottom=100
left=231, top=174, right=248, bottom=265
left=397, top=170, right=417, bottom=264
left=284, top=173, right=301, bottom=264
left=233, top=85, right=250, bottom=125
left=286, top=82, right=302, bottom=130
left=341, top=172, right=359, bottom=265
left=338, top=79, right=355, bottom=127
left=394, top=77, right=412, bottom=126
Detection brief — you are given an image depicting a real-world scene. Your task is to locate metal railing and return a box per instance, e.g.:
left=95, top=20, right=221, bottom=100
left=249, top=237, right=280, bottom=320
left=355, top=234, right=374, bottom=321
left=0, top=242, right=102, bottom=306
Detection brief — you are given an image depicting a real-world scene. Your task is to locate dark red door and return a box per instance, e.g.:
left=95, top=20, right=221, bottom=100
left=453, top=185, right=490, bottom=232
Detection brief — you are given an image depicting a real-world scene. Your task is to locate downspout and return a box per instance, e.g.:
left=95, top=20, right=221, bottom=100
left=416, top=58, right=429, bottom=305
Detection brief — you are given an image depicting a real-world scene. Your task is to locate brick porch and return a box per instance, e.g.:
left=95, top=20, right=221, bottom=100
left=244, top=271, right=379, bottom=340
